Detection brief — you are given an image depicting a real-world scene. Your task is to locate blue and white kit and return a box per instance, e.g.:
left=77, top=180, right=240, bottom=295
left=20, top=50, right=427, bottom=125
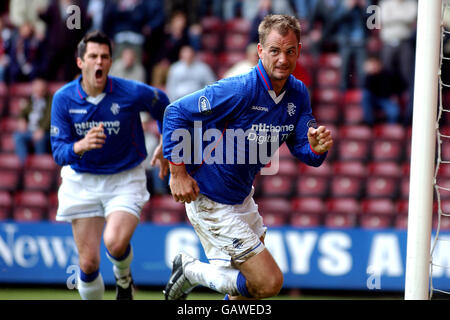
left=51, top=76, right=169, bottom=174
left=163, top=60, right=327, bottom=205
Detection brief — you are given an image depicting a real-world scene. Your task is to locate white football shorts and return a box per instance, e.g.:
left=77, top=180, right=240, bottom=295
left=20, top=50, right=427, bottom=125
left=56, top=163, right=149, bottom=222
left=185, top=188, right=267, bottom=266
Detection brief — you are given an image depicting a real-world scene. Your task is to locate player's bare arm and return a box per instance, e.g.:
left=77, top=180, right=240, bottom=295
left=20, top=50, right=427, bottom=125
left=73, top=123, right=106, bottom=156
left=307, top=125, right=333, bottom=154
left=169, top=163, right=200, bottom=203
left=150, top=136, right=169, bottom=179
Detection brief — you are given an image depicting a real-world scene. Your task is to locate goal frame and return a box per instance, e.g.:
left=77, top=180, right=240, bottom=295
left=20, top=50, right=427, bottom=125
left=404, top=0, right=442, bottom=300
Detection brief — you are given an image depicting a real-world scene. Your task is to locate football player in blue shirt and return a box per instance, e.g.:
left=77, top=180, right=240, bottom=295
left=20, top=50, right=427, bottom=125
left=50, top=31, right=169, bottom=300
left=163, top=15, right=333, bottom=300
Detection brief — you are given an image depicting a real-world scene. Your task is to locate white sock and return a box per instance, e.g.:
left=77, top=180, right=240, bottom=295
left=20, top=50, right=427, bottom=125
left=106, top=245, right=133, bottom=288
left=78, top=272, right=104, bottom=300
left=184, top=260, right=241, bottom=296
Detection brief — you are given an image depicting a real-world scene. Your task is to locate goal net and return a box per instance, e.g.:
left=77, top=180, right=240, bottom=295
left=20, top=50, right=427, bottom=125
left=430, top=0, right=450, bottom=299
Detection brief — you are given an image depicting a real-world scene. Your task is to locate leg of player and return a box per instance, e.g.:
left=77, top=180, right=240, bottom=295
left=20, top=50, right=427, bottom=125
left=231, top=248, right=283, bottom=299
left=167, top=247, right=283, bottom=300
left=103, top=211, right=139, bottom=300
left=72, top=217, right=105, bottom=300
left=228, top=236, right=283, bottom=300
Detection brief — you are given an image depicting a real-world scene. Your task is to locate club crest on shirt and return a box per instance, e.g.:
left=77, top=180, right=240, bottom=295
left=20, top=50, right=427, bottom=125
left=111, top=103, right=120, bottom=115
left=287, top=102, right=296, bottom=116
left=198, top=96, right=212, bottom=115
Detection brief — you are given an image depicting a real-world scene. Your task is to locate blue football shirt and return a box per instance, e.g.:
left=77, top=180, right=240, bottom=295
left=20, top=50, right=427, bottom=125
left=51, top=76, right=169, bottom=174
left=163, top=60, right=327, bottom=205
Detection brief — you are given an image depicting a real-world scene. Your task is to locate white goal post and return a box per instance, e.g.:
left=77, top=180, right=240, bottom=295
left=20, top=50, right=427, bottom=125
left=404, top=0, right=442, bottom=300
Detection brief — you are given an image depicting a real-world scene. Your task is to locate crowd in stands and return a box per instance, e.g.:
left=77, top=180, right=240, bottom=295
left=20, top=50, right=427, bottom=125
left=1, top=0, right=441, bottom=230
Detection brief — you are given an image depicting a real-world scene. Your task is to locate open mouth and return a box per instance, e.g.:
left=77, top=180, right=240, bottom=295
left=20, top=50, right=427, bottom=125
left=95, top=69, right=103, bottom=79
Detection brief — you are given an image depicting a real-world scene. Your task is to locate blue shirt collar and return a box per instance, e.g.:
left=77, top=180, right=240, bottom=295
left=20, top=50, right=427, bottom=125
left=76, top=75, right=113, bottom=99
left=256, top=59, right=273, bottom=91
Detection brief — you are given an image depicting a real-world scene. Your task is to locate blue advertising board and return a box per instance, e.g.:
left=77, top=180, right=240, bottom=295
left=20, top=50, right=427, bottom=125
left=1, top=221, right=450, bottom=292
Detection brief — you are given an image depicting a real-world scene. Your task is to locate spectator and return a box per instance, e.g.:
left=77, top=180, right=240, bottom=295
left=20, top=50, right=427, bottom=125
left=223, top=43, right=259, bottom=78
left=150, top=11, right=191, bottom=88
left=13, top=78, right=52, bottom=163
left=248, top=0, right=273, bottom=44
left=241, top=0, right=294, bottom=22
left=4, top=22, right=45, bottom=83
left=292, top=0, right=318, bottom=20
left=85, top=0, right=105, bottom=32
left=103, top=0, right=165, bottom=63
left=165, top=45, right=216, bottom=102
left=308, top=0, right=341, bottom=54
left=110, top=46, right=146, bottom=83
left=0, top=17, right=12, bottom=83
left=9, top=0, right=49, bottom=40
left=322, top=0, right=369, bottom=91
left=361, top=55, right=401, bottom=125
left=40, top=0, right=90, bottom=81
left=379, top=0, right=417, bottom=123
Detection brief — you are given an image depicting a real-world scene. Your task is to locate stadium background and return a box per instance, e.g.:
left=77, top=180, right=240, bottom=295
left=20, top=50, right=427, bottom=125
left=0, top=0, right=448, bottom=299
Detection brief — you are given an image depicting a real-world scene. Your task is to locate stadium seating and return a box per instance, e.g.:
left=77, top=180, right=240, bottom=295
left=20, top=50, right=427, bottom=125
left=313, top=104, right=340, bottom=124
left=371, top=139, right=404, bottom=162
left=341, top=104, right=364, bottom=125
left=313, top=88, right=341, bottom=105
left=224, top=18, right=251, bottom=34
left=141, top=195, right=186, bottom=224
left=324, top=198, right=359, bottom=228
left=365, top=176, right=399, bottom=199
left=343, top=89, right=362, bottom=105
left=373, top=123, right=406, bottom=141
left=47, top=192, right=59, bottom=222
left=224, top=33, right=249, bottom=52
left=333, top=161, right=367, bottom=178
left=330, top=176, right=364, bottom=198
left=394, top=199, right=409, bottom=229
left=290, top=212, right=322, bottom=227
left=0, top=190, right=12, bottom=220
left=337, top=139, right=370, bottom=162
left=316, top=68, right=340, bottom=88
left=200, top=16, right=223, bottom=33
left=13, top=191, right=48, bottom=222
left=359, top=198, right=396, bottom=229
left=0, top=117, right=18, bottom=133
left=201, top=32, right=221, bottom=52
left=290, top=197, right=324, bottom=227
left=0, top=171, right=21, bottom=192
left=150, top=209, right=184, bottom=225
left=260, top=175, right=295, bottom=197
left=22, top=169, right=55, bottom=192
left=296, top=175, right=329, bottom=198
left=317, top=53, right=342, bottom=69
left=0, top=133, right=15, bottom=153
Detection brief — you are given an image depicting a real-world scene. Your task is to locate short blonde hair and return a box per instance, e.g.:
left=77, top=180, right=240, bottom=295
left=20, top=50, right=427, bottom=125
left=258, top=14, right=301, bottom=46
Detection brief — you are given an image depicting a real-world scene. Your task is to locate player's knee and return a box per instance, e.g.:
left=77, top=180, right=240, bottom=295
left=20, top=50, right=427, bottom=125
left=103, top=235, right=128, bottom=258
left=249, top=271, right=283, bottom=299
left=79, top=257, right=100, bottom=275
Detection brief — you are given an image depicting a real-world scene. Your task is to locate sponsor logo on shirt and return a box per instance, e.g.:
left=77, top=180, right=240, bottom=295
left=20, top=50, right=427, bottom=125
left=73, top=121, right=120, bottom=136
left=69, top=109, right=87, bottom=114
left=252, top=105, right=269, bottom=112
